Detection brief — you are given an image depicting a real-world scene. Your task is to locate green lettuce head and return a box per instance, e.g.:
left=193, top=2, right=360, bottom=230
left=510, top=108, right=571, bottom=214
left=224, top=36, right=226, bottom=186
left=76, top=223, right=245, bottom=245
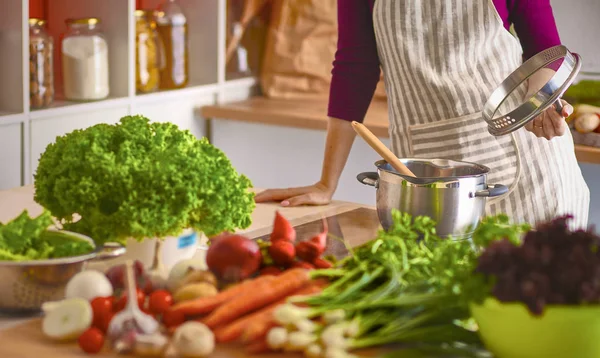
left=34, top=115, right=255, bottom=244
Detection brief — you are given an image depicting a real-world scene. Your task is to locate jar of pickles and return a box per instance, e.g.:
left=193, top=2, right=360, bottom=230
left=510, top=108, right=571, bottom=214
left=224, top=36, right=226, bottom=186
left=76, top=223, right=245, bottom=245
left=29, top=18, right=54, bottom=109
left=156, top=0, right=189, bottom=89
left=135, top=10, right=163, bottom=93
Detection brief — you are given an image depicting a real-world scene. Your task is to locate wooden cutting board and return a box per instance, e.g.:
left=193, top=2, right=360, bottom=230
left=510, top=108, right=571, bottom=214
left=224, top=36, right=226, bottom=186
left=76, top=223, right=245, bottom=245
left=0, top=319, right=384, bottom=358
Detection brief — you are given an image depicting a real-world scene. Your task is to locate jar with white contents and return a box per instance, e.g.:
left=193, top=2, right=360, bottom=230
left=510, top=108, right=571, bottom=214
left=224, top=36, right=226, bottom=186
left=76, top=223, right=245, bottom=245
left=61, top=18, right=110, bottom=101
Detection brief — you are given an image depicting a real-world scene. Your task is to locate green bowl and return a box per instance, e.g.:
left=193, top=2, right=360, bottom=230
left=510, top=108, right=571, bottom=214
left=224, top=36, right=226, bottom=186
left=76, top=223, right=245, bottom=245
left=470, top=298, right=600, bottom=358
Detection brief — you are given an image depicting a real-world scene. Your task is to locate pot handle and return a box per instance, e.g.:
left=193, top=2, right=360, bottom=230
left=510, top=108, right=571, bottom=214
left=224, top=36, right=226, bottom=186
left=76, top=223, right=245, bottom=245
left=473, top=184, right=509, bottom=198
left=93, top=242, right=126, bottom=261
left=357, top=172, right=379, bottom=188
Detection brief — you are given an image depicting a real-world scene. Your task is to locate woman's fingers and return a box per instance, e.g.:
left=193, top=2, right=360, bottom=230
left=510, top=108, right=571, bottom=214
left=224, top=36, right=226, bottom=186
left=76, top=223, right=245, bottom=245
left=254, top=187, right=310, bottom=203
left=284, top=193, right=330, bottom=207
left=548, top=106, right=567, bottom=137
left=560, top=100, right=574, bottom=118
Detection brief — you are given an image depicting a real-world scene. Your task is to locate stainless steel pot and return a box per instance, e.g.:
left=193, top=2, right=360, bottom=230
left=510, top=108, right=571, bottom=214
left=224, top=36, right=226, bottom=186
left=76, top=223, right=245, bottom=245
left=357, top=158, right=508, bottom=239
left=0, top=230, right=125, bottom=314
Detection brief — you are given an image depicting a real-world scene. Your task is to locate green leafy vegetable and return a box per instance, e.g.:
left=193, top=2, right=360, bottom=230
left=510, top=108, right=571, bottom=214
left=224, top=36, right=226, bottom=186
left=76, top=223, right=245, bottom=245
left=34, top=115, right=255, bottom=244
left=0, top=210, right=94, bottom=261
left=295, top=210, right=531, bottom=356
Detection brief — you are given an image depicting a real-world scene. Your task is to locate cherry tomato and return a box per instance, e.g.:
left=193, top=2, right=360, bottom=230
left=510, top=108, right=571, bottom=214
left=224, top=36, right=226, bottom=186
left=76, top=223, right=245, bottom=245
left=162, top=309, right=185, bottom=329
left=90, top=297, right=113, bottom=330
left=98, top=311, right=115, bottom=334
left=148, top=290, right=173, bottom=315
left=114, top=288, right=146, bottom=312
left=78, top=327, right=105, bottom=354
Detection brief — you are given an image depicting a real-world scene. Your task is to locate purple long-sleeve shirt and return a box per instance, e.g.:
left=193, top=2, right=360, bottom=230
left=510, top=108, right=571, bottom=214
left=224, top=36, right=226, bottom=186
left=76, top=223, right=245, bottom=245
left=328, top=0, right=562, bottom=122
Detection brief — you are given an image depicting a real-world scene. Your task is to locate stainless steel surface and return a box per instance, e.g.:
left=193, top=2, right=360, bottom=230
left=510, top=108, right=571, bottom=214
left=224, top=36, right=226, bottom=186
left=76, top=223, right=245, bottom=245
left=483, top=45, right=582, bottom=136
left=0, top=230, right=125, bottom=314
left=358, top=158, right=508, bottom=239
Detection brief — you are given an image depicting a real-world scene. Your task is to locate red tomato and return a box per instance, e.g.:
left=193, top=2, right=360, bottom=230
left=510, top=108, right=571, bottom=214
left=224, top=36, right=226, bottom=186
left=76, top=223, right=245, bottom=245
left=90, top=297, right=113, bottom=330
left=98, top=311, right=115, bottom=334
left=78, top=327, right=105, bottom=354
left=114, top=288, right=146, bottom=312
left=148, top=290, right=173, bottom=315
left=162, top=309, right=185, bottom=329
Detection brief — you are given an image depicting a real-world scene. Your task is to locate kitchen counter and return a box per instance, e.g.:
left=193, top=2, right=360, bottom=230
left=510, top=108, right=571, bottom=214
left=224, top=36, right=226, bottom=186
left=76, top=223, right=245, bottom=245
left=0, top=185, right=381, bottom=334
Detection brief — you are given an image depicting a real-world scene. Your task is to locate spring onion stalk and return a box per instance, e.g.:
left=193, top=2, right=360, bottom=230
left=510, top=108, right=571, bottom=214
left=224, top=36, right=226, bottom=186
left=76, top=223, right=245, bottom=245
left=281, top=211, right=529, bottom=356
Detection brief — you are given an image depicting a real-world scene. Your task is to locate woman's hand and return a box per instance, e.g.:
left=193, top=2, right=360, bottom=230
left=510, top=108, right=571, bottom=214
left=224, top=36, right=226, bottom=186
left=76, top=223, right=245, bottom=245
left=254, top=182, right=334, bottom=207
left=524, top=100, right=573, bottom=140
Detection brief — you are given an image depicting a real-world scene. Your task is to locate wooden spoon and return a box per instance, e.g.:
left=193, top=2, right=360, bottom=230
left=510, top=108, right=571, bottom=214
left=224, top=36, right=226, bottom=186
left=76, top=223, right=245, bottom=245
left=351, top=121, right=417, bottom=178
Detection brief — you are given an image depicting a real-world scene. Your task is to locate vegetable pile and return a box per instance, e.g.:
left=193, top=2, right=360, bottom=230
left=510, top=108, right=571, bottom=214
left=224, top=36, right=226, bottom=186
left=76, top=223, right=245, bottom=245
left=0, top=210, right=93, bottom=261
left=204, top=211, right=334, bottom=283
left=262, top=212, right=531, bottom=357
left=34, top=115, right=255, bottom=245
left=477, top=215, right=600, bottom=315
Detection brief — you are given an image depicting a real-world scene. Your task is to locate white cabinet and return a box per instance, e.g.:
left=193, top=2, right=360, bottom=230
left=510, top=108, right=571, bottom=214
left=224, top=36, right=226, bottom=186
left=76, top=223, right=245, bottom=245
left=211, top=120, right=390, bottom=206
left=0, top=122, right=23, bottom=190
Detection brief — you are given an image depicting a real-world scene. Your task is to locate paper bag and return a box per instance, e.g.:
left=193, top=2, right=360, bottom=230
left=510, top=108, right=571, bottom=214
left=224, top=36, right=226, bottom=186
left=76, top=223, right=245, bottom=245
left=260, top=0, right=336, bottom=99
left=260, top=0, right=387, bottom=100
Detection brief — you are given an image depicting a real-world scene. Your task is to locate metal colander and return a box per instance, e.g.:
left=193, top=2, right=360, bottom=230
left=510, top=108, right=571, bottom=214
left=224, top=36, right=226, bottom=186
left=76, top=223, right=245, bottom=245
left=0, top=230, right=125, bottom=315
left=483, top=45, right=582, bottom=136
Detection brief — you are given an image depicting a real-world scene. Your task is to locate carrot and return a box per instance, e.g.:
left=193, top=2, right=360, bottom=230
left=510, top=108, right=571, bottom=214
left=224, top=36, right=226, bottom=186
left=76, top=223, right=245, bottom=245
left=271, top=211, right=296, bottom=242
left=242, top=320, right=278, bottom=343
left=202, top=268, right=311, bottom=328
left=214, top=280, right=326, bottom=343
left=241, top=278, right=329, bottom=344
left=171, top=275, right=275, bottom=316
left=245, top=339, right=271, bottom=354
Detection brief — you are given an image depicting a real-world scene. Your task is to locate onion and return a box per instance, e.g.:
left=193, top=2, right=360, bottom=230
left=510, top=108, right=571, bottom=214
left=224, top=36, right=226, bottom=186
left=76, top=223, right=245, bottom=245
left=65, top=270, right=113, bottom=301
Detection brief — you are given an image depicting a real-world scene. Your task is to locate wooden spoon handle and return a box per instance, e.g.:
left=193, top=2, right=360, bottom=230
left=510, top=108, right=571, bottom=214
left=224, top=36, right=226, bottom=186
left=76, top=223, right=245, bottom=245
left=351, top=121, right=417, bottom=178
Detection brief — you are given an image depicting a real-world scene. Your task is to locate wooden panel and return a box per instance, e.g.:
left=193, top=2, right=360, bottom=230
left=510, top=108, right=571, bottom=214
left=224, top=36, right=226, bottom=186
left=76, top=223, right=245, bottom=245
left=29, top=0, right=47, bottom=19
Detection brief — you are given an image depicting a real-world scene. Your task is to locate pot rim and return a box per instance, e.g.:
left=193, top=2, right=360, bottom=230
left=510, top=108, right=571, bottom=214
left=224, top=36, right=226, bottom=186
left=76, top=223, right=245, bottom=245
left=0, top=229, right=124, bottom=267
left=375, top=158, right=491, bottom=180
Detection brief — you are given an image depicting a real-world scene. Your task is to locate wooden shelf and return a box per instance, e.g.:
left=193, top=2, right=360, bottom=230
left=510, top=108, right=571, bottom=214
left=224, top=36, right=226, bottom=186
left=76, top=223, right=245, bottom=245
left=575, top=144, right=600, bottom=164
left=201, top=96, right=600, bottom=165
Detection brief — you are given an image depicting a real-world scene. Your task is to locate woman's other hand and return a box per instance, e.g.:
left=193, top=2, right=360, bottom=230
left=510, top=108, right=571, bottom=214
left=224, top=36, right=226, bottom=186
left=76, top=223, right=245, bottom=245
left=254, top=182, right=334, bottom=207
left=524, top=100, right=573, bottom=140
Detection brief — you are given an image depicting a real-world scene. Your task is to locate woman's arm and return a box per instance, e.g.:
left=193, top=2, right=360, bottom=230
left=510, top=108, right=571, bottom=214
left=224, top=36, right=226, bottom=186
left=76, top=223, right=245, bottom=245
left=327, top=0, right=381, bottom=123
left=255, top=0, right=380, bottom=206
left=508, top=0, right=561, bottom=60
left=509, top=0, right=573, bottom=140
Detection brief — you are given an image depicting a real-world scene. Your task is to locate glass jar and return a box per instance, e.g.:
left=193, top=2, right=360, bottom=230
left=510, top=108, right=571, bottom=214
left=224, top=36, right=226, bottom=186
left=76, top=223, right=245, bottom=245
left=61, top=18, right=110, bottom=101
left=29, top=18, right=54, bottom=109
left=135, top=10, right=164, bottom=93
left=156, top=0, right=189, bottom=89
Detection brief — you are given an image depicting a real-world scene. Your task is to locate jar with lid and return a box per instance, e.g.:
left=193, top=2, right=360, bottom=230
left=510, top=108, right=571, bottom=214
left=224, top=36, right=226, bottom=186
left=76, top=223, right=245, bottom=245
left=61, top=18, right=110, bottom=101
left=29, top=18, right=54, bottom=109
left=135, top=10, right=164, bottom=93
left=156, top=0, right=189, bottom=89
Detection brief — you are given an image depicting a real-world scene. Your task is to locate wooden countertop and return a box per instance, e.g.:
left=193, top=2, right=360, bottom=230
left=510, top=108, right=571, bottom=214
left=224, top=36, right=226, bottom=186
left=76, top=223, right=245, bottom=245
left=199, top=96, right=600, bottom=165
left=0, top=185, right=382, bottom=357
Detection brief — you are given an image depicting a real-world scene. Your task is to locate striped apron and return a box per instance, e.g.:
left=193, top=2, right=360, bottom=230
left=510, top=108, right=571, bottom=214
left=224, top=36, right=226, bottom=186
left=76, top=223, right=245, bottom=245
left=373, top=0, right=590, bottom=229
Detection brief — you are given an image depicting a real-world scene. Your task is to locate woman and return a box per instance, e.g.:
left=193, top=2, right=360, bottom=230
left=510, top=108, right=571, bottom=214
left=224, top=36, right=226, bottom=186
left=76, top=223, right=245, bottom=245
left=255, top=0, right=590, bottom=228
